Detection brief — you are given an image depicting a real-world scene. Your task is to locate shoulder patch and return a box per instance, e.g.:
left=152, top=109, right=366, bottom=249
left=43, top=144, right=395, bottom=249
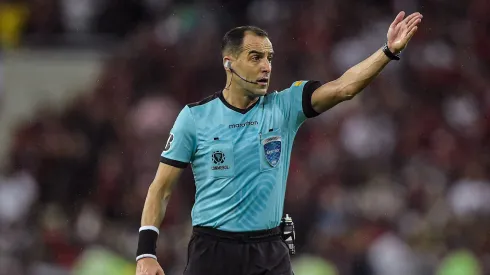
left=163, top=133, right=174, bottom=152
left=294, top=81, right=304, bottom=87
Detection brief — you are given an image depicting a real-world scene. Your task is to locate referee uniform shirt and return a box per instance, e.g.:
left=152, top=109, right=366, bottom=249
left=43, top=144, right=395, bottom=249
left=161, top=80, right=321, bottom=275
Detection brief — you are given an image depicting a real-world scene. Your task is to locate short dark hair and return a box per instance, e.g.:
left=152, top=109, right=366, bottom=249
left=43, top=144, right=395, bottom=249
left=221, top=26, right=268, bottom=57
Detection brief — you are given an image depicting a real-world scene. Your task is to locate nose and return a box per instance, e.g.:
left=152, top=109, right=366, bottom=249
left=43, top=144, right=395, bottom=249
left=261, top=59, right=271, bottom=74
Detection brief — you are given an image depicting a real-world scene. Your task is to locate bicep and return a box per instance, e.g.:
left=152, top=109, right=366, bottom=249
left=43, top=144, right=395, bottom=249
left=311, top=78, right=354, bottom=114
left=150, top=163, right=184, bottom=196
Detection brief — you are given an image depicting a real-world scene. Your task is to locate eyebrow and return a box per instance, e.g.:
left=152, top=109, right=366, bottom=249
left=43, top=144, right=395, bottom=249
left=248, top=50, right=274, bottom=56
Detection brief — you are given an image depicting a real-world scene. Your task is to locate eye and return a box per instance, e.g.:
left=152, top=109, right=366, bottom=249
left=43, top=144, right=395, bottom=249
left=251, top=55, right=260, bottom=61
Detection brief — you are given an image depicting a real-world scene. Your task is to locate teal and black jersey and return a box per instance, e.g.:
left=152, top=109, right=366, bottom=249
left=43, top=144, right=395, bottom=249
left=161, top=80, right=322, bottom=232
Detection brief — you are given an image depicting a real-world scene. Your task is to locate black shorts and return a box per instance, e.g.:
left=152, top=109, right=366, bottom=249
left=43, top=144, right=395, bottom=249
left=183, top=226, right=293, bottom=275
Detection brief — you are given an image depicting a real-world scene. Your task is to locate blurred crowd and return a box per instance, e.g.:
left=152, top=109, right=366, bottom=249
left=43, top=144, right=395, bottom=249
left=1, top=0, right=490, bottom=274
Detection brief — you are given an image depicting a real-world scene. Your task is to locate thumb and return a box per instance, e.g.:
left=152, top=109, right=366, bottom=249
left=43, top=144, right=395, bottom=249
left=157, top=268, right=165, bottom=275
left=390, top=11, right=405, bottom=29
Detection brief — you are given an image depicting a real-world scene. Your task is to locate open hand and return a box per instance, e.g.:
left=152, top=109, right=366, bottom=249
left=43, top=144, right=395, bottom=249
left=387, top=11, right=423, bottom=54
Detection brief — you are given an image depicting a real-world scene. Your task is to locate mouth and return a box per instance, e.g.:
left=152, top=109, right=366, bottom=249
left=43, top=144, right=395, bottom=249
left=256, top=78, right=269, bottom=86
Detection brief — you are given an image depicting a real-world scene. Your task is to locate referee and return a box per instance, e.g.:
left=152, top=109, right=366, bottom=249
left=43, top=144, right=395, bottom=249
left=136, top=11, right=423, bottom=275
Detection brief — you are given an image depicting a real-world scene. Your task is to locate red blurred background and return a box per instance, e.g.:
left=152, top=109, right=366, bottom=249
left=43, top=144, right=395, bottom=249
left=1, top=0, right=490, bottom=274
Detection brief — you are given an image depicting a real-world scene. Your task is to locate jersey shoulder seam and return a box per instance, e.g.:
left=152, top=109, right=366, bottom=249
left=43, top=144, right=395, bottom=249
left=187, top=92, right=219, bottom=108
left=186, top=105, right=197, bottom=156
left=183, top=105, right=198, bottom=155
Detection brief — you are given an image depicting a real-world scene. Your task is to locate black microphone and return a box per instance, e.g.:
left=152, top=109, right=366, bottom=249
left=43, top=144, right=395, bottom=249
left=230, top=67, right=259, bottom=84
left=226, top=61, right=259, bottom=84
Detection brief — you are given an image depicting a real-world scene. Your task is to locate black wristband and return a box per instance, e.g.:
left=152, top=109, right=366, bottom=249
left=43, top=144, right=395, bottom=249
left=136, top=226, right=159, bottom=261
left=382, top=42, right=400, bottom=60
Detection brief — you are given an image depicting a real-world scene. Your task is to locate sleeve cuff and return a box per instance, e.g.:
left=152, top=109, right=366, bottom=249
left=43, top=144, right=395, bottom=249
left=160, top=156, right=189, bottom=168
left=302, top=80, right=323, bottom=118
left=139, top=226, right=160, bottom=234
left=136, top=254, right=157, bottom=261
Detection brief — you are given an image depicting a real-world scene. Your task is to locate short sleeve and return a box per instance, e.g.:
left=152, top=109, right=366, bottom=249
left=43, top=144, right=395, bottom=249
left=276, top=80, right=323, bottom=131
left=160, top=106, right=197, bottom=168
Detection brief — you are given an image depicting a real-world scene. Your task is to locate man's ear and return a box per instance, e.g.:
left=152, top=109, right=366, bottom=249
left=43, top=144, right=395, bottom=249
left=223, top=57, right=231, bottom=71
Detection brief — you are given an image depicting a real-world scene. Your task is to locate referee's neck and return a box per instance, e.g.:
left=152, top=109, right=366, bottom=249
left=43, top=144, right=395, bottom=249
left=222, top=88, right=259, bottom=110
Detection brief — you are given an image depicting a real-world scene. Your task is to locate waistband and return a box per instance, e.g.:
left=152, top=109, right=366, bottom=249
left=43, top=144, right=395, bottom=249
left=192, top=226, right=282, bottom=243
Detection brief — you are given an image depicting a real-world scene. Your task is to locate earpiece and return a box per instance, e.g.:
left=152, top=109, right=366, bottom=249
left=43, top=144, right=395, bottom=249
left=225, top=60, right=231, bottom=69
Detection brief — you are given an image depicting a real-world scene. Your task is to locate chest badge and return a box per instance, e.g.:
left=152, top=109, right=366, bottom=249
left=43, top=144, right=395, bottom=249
left=212, top=151, right=226, bottom=164
left=262, top=136, right=282, bottom=167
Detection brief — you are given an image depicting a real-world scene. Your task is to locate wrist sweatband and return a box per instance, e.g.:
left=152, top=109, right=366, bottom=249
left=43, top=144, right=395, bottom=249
left=136, top=226, right=159, bottom=261
left=382, top=42, right=400, bottom=60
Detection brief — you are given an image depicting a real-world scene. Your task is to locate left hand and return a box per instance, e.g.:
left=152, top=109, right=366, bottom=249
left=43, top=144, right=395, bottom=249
left=387, top=11, right=423, bottom=54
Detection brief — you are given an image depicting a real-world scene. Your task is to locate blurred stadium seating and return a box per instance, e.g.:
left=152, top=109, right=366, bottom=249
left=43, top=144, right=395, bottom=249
left=1, top=0, right=490, bottom=274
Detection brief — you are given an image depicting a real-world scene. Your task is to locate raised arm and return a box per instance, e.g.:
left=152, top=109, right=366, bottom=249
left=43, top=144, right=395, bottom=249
left=311, top=11, right=423, bottom=114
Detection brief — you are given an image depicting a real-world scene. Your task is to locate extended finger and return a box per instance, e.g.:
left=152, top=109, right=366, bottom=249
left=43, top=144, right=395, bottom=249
left=405, top=26, right=418, bottom=43
left=405, top=14, right=422, bottom=30
left=390, top=11, right=405, bottom=28
left=405, top=18, right=422, bottom=34
left=401, top=12, right=421, bottom=26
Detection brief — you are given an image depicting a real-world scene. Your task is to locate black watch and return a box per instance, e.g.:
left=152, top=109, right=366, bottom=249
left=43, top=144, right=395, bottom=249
left=382, top=42, right=400, bottom=60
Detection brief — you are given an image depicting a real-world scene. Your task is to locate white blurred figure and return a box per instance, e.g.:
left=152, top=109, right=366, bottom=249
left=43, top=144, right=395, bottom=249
left=409, top=40, right=456, bottom=71
left=368, top=231, right=418, bottom=275
left=447, top=161, right=490, bottom=218
left=332, top=18, right=398, bottom=75
left=356, top=177, right=419, bottom=275
left=340, top=111, right=396, bottom=159
left=0, top=171, right=38, bottom=275
left=75, top=203, right=102, bottom=244
left=0, top=170, right=38, bottom=226
left=61, top=0, right=98, bottom=33
left=448, top=177, right=490, bottom=218
left=247, top=0, right=283, bottom=26
left=357, top=176, right=405, bottom=221
left=442, top=93, right=481, bottom=139
left=130, top=95, right=179, bottom=139
left=154, top=15, right=183, bottom=46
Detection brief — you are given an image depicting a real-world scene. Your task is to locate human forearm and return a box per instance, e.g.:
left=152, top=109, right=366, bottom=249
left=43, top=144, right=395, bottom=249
left=136, top=187, right=168, bottom=275
left=336, top=48, right=390, bottom=99
left=140, top=163, right=182, bottom=227
left=311, top=48, right=391, bottom=113
left=141, top=183, right=171, bottom=227
left=136, top=163, right=182, bottom=262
